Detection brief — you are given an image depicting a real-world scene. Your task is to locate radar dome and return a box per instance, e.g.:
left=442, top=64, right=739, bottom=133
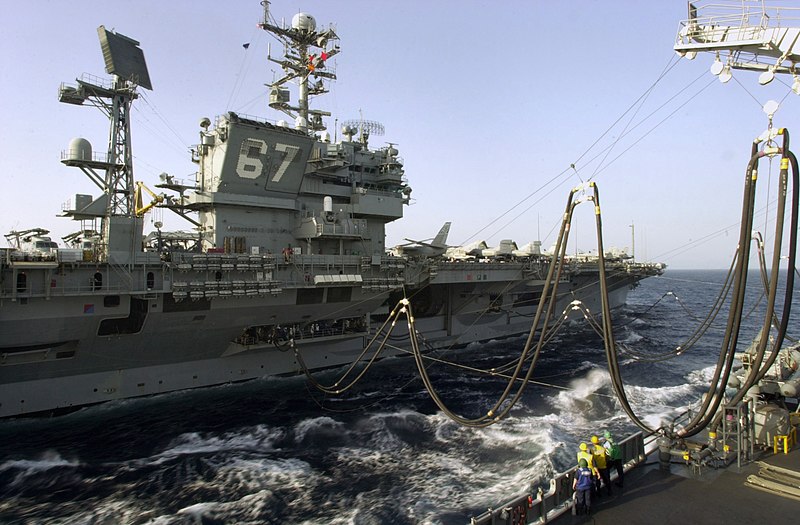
left=292, top=13, right=316, bottom=33
left=67, top=138, right=92, bottom=161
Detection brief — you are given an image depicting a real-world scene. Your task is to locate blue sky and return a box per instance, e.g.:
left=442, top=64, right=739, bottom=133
left=1, top=1, right=798, bottom=269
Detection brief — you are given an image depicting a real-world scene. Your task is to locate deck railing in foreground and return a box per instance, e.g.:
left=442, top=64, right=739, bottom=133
left=468, top=431, right=647, bottom=525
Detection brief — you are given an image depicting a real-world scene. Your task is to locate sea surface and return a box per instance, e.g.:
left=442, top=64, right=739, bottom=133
left=1, top=269, right=797, bottom=524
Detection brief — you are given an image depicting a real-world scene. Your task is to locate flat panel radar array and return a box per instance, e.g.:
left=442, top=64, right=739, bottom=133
left=97, top=25, right=152, bottom=90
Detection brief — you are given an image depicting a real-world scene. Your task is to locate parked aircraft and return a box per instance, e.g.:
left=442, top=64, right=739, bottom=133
left=392, top=222, right=451, bottom=257
left=444, top=240, right=487, bottom=259
left=480, top=239, right=518, bottom=258
left=512, top=240, right=543, bottom=257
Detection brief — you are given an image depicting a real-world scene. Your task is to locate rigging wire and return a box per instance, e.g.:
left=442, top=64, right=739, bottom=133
left=732, top=75, right=769, bottom=110
left=650, top=197, right=782, bottom=263
left=226, top=25, right=262, bottom=112
left=137, top=93, right=192, bottom=151
left=585, top=76, right=717, bottom=182
left=571, top=54, right=681, bottom=169
left=487, top=74, right=717, bottom=243
left=458, top=54, right=689, bottom=246
left=586, top=57, right=679, bottom=181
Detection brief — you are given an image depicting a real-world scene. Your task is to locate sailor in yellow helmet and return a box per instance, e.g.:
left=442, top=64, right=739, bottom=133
left=576, top=442, right=598, bottom=477
left=591, top=435, right=613, bottom=495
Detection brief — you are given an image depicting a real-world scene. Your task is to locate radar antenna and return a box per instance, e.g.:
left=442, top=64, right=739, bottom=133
left=341, top=119, right=385, bottom=146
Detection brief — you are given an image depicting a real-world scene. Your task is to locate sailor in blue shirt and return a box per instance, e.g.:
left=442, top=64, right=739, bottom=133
left=572, top=458, right=595, bottom=515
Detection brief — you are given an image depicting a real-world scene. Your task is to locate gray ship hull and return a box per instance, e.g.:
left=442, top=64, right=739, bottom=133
left=0, top=261, right=642, bottom=418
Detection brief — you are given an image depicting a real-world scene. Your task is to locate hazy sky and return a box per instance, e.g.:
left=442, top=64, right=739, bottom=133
left=1, top=1, right=798, bottom=269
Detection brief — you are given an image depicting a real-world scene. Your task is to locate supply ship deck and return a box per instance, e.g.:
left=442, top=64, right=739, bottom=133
left=575, top=447, right=799, bottom=525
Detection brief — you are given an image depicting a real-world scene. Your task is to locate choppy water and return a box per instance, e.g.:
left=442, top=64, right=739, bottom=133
left=1, top=269, right=797, bottom=524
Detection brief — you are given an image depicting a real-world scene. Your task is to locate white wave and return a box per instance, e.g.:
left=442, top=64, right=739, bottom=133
left=0, top=450, right=80, bottom=486
left=173, top=489, right=278, bottom=525
left=312, top=408, right=557, bottom=522
left=293, top=416, right=346, bottom=443
left=685, top=364, right=720, bottom=385
left=138, top=459, right=314, bottom=524
left=146, top=425, right=284, bottom=465
left=455, top=452, right=554, bottom=511
left=0, top=491, right=168, bottom=525
left=548, top=367, right=619, bottom=423
left=474, top=415, right=553, bottom=452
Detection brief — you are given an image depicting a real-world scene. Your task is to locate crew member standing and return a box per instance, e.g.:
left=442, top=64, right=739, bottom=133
left=576, top=442, right=595, bottom=473
left=603, top=430, right=624, bottom=487
left=573, top=458, right=594, bottom=515
left=591, top=435, right=612, bottom=495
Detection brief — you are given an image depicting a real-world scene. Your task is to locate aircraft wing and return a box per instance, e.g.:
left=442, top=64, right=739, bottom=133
left=402, top=238, right=439, bottom=248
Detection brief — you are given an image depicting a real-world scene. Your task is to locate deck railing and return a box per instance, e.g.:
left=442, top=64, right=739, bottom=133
left=467, top=431, right=647, bottom=525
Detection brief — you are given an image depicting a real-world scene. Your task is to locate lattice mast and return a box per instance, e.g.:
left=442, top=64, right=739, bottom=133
left=58, top=26, right=152, bottom=260
left=258, top=0, right=340, bottom=132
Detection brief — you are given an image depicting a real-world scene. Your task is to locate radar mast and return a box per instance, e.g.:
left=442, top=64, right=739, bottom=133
left=258, top=0, right=340, bottom=133
left=58, top=26, right=152, bottom=264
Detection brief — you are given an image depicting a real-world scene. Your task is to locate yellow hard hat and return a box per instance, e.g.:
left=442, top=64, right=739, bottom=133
left=591, top=435, right=599, bottom=444
left=579, top=442, right=588, bottom=451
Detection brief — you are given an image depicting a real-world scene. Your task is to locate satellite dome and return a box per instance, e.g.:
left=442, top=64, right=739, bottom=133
left=67, top=137, right=92, bottom=161
left=292, top=13, right=316, bottom=33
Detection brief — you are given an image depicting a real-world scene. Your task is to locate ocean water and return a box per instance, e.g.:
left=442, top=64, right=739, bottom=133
left=0, top=269, right=796, bottom=524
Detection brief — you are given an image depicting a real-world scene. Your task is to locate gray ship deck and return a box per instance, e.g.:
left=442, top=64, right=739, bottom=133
left=561, top=447, right=800, bottom=525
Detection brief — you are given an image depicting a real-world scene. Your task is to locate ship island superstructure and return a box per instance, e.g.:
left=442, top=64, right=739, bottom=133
left=0, top=3, right=663, bottom=418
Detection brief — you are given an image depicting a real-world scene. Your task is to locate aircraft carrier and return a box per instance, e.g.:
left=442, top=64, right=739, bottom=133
left=0, top=2, right=663, bottom=419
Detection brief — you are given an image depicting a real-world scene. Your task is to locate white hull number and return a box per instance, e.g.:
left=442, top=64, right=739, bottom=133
left=236, top=138, right=299, bottom=183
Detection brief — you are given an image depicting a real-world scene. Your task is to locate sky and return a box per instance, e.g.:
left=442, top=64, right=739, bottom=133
left=1, top=0, right=799, bottom=269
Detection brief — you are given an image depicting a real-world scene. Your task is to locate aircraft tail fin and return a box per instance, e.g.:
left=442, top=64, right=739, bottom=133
left=432, top=222, right=451, bottom=247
